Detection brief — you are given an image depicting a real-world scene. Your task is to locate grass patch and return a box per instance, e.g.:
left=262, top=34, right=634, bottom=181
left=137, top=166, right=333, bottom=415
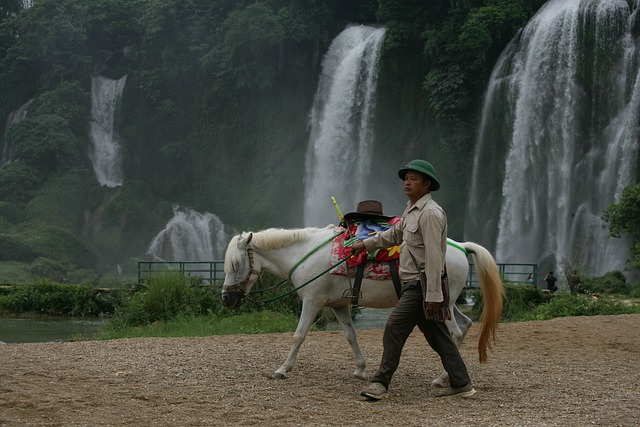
left=471, top=282, right=640, bottom=322
left=518, top=293, right=640, bottom=321
left=96, top=310, right=301, bottom=339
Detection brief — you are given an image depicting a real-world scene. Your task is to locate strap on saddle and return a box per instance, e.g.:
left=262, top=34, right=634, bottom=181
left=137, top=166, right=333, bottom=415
left=350, top=263, right=366, bottom=305
left=349, top=260, right=402, bottom=306
left=388, top=259, right=402, bottom=299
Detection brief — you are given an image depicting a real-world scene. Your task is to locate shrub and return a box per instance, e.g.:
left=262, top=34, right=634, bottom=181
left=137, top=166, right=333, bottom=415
left=471, top=282, right=549, bottom=321
left=239, top=271, right=302, bottom=317
left=0, top=261, right=32, bottom=284
left=9, top=114, right=82, bottom=171
left=98, top=273, right=136, bottom=287
left=0, top=201, right=24, bottom=225
left=103, top=271, right=303, bottom=334
left=628, top=283, right=640, bottom=298
left=519, top=293, right=640, bottom=321
left=0, top=281, right=125, bottom=316
left=10, top=223, right=86, bottom=265
left=0, top=234, right=39, bottom=262
left=25, top=169, right=90, bottom=230
left=29, top=257, right=67, bottom=281
left=0, top=162, right=43, bottom=204
left=67, top=268, right=99, bottom=285
left=580, top=271, right=629, bottom=295
left=104, top=273, right=220, bottom=331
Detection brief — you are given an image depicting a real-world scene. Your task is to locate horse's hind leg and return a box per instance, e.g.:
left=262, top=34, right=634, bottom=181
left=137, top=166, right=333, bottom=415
left=331, top=305, right=367, bottom=380
left=431, top=305, right=473, bottom=388
left=273, top=301, right=322, bottom=379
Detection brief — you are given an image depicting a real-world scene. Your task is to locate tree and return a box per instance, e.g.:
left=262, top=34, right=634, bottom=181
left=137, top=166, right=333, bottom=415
left=559, top=238, right=592, bottom=294
left=33, top=81, right=91, bottom=135
left=0, top=0, right=22, bottom=22
left=8, top=114, right=82, bottom=171
left=602, top=183, right=640, bottom=271
left=0, top=161, right=42, bottom=205
left=213, top=2, right=286, bottom=91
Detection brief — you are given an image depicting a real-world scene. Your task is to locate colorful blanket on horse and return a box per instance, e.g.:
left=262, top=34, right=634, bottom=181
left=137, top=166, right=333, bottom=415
left=330, top=216, right=402, bottom=280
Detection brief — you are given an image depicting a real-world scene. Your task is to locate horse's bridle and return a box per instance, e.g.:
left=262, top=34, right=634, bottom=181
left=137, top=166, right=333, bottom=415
left=226, top=247, right=260, bottom=295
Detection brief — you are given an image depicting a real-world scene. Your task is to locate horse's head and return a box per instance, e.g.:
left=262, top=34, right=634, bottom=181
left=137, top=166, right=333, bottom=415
left=221, top=232, right=259, bottom=308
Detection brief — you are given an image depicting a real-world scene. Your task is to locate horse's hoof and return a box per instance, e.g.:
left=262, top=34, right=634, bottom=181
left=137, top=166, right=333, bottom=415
left=431, top=379, right=447, bottom=388
left=272, top=372, right=288, bottom=379
left=352, top=371, right=367, bottom=381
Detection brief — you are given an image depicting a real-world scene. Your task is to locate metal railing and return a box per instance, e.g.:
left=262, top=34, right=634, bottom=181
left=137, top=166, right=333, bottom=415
left=467, top=263, right=538, bottom=288
left=138, top=260, right=537, bottom=288
left=138, top=261, right=225, bottom=284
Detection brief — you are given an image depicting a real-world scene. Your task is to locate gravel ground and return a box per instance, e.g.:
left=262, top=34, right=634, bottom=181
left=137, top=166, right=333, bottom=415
left=1, top=314, right=639, bottom=426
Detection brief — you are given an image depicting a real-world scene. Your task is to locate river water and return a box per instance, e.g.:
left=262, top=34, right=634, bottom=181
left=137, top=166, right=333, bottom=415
left=1, top=305, right=472, bottom=344
left=326, top=304, right=474, bottom=331
left=325, top=307, right=393, bottom=331
left=0, top=310, right=389, bottom=344
left=0, top=316, right=107, bottom=344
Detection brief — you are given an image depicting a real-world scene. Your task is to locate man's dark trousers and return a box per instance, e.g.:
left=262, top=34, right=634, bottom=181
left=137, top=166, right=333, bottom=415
left=370, top=281, right=471, bottom=389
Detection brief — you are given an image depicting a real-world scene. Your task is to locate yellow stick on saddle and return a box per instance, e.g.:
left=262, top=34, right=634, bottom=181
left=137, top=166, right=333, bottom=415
left=331, top=195, right=344, bottom=221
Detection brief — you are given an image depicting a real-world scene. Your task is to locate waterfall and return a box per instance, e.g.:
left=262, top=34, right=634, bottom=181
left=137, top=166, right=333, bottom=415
left=88, top=74, right=127, bottom=188
left=1, top=99, right=33, bottom=167
left=146, top=206, right=230, bottom=261
left=466, top=0, right=639, bottom=276
left=303, top=25, right=386, bottom=227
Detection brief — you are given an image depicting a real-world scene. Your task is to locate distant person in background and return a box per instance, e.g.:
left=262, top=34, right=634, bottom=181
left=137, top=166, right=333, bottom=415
left=544, top=271, right=558, bottom=293
left=528, top=273, right=535, bottom=287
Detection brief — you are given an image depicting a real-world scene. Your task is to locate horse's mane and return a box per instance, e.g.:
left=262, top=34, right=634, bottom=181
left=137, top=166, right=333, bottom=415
left=224, top=227, right=332, bottom=273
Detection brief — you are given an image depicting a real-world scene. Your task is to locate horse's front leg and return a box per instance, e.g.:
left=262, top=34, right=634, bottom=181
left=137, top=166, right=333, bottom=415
left=273, top=301, right=322, bottom=379
left=331, top=305, right=367, bottom=380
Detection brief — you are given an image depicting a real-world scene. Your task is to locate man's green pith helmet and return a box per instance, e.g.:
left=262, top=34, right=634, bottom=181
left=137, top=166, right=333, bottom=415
left=398, top=159, right=440, bottom=191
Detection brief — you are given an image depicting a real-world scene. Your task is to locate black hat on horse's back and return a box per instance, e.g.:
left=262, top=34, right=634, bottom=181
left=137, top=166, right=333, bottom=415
left=343, top=200, right=393, bottom=220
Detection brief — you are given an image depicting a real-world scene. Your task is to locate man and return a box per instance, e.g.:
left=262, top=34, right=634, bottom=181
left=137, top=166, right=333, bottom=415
left=544, top=271, right=558, bottom=293
left=351, top=159, right=475, bottom=400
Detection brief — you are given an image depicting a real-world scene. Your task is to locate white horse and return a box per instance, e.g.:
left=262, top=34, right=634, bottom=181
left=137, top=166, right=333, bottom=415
left=221, top=225, right=504, bottom=385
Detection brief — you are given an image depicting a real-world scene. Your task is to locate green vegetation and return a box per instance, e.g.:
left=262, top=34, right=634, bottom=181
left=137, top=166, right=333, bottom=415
left=603, top=183, right=640, bottom=271
left=1, top=270, right=639, bottom=341
left=96, top=311, right=301, bottom=340
left=102, top=274, right=220, bottom=331
left=519, top=293, right=639, bottom=321
left=0, top=280, right=124, bottom=316
left=579, top=270, right=640, bottom=297
left=98, top=272, right=305, bottom=338
left=471, top=273, right=640, bottom=322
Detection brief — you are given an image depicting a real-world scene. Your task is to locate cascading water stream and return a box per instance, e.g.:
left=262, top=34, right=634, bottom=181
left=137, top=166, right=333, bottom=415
left=1, top=99, right=33, bottom=167
left=88, top=74, right=127, bottom=188
left=146, top=206, right=230, bottom=262
left=303, top=25, right=386, bottom=227
left=466, top=0, right=639, bottom=276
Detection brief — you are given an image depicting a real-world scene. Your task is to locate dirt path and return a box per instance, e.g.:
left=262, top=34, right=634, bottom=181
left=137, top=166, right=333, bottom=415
left=1, top=314, right=639, bottom=426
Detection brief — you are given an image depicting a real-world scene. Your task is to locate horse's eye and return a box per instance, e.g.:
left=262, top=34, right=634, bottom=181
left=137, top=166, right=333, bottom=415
left=233, top=262, right=239, bottom=271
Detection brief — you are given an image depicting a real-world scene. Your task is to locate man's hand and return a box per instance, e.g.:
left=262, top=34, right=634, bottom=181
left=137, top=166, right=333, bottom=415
left=425, top=301, right=450, bottom=321
left=350, top=240, right=366, bottom=257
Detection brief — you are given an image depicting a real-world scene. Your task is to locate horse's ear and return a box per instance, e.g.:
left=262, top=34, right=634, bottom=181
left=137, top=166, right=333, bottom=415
left=238, top=232, right=253, bottom=248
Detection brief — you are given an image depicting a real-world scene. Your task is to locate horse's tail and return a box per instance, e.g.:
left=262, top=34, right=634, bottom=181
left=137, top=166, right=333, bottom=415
left=462, top=242, right=505, bottom=363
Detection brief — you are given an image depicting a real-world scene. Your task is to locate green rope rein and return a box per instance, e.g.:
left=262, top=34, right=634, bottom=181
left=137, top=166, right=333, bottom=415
left=245, top=231, right=467, bottom=305
left=245, top=230, right=347, bottom=305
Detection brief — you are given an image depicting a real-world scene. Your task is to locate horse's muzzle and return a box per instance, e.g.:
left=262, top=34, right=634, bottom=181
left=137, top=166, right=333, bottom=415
left=221, top=289, right=244, bottom=308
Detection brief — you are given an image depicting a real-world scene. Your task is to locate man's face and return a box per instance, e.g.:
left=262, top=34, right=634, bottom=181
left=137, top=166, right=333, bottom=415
left=403, top=170, right=430, bottom=201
